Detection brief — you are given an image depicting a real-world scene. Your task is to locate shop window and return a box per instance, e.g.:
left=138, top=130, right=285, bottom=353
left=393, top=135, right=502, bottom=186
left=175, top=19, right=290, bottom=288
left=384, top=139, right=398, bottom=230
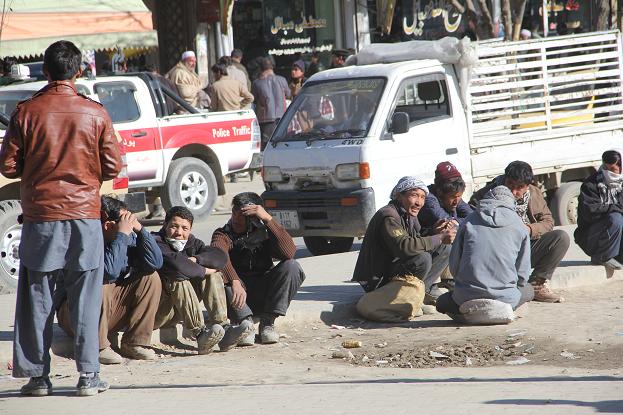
left=94, top=82, right=140, bottom=123
left=394, top=74, right=451, bottom=125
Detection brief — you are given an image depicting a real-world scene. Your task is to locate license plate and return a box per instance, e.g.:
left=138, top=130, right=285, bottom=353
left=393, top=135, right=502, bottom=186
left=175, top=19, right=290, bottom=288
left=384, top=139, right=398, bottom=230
left=271, top=210, right=300, bottom=230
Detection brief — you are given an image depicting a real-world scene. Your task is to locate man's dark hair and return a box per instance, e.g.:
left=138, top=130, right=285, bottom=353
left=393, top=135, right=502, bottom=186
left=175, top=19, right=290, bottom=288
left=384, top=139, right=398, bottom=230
left=165, top=206, right=194, bottom=226
left=43, top=40, right=82, bottom=81
left=101, top=196, right=127, bottom=222
left=258, top=57, right=273, bottom=72
left=504, top=161, right=534, bottom=185
left=602, top=150, right=621, bottom=166
left=218, top=56, right=232, bottom=66
left=211, top=63, right=228, bottom=77
left=2, top=57, right=17, bottom=75
left=232, top=192, right=264, bottom=209
left=231, top=49, right=243, bottom=59
left=437, top=177, right=466, bottom=195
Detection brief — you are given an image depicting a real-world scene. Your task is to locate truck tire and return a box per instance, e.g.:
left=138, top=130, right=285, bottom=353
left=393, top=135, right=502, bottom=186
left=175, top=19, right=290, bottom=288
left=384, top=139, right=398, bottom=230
left=303, top=236, right=354, bottom=256
left=0, top=200, right=22, bottom=294
left=550, top=182, right=582, bottom=226
left=161, top=157, right=218, bottom=220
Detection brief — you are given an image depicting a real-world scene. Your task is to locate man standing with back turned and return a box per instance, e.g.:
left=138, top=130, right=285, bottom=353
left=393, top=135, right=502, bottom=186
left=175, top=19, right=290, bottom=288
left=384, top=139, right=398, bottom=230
left=0, top=41, right=122, bottom=397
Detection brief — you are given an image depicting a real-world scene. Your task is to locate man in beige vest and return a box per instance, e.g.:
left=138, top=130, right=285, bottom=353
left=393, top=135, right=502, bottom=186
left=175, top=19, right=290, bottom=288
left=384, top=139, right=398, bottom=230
left=166, top=51, right=210, bottom=109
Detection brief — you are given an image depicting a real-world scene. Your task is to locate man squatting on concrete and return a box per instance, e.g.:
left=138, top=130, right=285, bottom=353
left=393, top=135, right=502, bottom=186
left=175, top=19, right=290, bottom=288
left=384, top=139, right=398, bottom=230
left=470, top=161, right=570, bottom=303
left=57, top=196, right=163, bottom=365
left=436, top=186, right=535, bottom=315
left=0, top=41, right=122, bottom=396
left=153, top=206, right=254, bottom=353
left=352, top=176, right=456, bottom=300
left=211, top=192, right=305, bottom=344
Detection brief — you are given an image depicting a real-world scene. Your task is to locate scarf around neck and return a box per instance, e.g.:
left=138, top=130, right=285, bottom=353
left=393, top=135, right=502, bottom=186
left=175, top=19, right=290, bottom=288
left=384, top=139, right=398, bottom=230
left=495, top=175, right=530, bottom=224
left=599, top=166, right=623, bottom=205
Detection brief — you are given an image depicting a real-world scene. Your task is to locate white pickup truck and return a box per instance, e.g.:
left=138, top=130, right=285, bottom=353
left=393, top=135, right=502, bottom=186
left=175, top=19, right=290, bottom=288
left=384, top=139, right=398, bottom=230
left=262, top=31, right=623, bottom=255
left=0, top=73, right=262, bottom=218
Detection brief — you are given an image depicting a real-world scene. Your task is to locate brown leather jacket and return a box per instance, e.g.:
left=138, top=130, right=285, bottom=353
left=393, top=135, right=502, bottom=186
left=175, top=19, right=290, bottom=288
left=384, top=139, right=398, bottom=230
left=0, top=81, right=122, bottom=221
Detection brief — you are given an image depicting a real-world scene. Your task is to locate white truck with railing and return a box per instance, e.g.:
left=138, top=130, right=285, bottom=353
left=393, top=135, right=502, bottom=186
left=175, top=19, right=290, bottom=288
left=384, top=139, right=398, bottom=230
left=261, top=31, right=623, bottom=255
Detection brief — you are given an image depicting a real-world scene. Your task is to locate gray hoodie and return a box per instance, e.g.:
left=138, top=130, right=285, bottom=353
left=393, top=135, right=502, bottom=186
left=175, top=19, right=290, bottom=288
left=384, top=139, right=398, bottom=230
left=450, top=186, right=531, bottom=308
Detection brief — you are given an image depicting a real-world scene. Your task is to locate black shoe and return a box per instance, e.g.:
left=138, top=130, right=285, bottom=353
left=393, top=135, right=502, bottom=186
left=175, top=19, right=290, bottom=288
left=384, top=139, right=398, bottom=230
left=20, top=376, right=52, bottom=396
left=76, top=373, right=109, bottom=397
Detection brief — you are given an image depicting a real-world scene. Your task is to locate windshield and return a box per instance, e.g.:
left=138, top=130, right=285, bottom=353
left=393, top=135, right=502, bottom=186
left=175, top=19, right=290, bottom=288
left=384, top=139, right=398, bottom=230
left=0, top=90, right=36, bottom=117
left=272, top=78, right=385, bottom=143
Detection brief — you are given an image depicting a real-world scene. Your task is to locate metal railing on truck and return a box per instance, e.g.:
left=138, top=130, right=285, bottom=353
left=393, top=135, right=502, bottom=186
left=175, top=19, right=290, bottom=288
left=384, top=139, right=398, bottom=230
left=467, top=31, right=623, bottom=148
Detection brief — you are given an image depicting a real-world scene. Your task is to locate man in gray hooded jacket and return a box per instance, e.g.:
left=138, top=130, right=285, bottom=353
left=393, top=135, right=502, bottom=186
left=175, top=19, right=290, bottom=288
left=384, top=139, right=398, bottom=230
left=436, top=186, right=534, bottom=314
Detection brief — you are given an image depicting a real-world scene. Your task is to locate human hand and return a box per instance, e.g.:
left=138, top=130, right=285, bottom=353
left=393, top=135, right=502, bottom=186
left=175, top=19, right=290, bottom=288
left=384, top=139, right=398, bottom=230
left=117, top=211, right=134, bottom=235
left=130, top=213, right=142, bottom=232
left=204, top=267, right=217, bottom=275
left=230, top=279, right=247, bottom=310
left=440, top=226, right=457, bottom=244
left=188, top=256, right=197, bottom=263
left=241, top=204, right=272, bottom=222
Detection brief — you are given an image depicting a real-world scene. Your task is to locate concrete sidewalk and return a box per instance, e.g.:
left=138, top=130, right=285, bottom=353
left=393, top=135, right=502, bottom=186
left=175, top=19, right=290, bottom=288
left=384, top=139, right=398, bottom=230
left=0, top=226, right=617, bottom=364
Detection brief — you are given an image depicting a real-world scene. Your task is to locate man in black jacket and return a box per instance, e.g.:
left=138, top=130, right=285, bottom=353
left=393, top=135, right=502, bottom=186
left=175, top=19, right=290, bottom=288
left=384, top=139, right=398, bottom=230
left=153, top=206, right=253, bottom=353
left=576, top=150, right=623, bottom=275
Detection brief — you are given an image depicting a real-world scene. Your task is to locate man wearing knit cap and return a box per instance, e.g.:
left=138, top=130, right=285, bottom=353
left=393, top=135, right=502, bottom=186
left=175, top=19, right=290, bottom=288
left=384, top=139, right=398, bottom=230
left=166, top=50, right=210, bottom=108
left=419, top=161, right=473, bottom=235
left=352, top=176, right=456, bottom=302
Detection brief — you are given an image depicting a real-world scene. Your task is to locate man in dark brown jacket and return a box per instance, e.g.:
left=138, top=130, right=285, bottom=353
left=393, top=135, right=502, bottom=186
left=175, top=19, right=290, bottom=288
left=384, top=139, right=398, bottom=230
left=0, top=41, right=122, bottom=397
left=211, top=192, right=305, bottom=345
left=470, top=161, right=570, bottom=303
left=352, top=176, right=456, bottom=303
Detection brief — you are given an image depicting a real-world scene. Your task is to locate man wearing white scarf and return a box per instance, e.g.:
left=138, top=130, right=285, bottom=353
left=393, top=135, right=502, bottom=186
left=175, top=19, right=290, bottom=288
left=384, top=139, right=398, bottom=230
left=575, top=150, right=623, bottom=272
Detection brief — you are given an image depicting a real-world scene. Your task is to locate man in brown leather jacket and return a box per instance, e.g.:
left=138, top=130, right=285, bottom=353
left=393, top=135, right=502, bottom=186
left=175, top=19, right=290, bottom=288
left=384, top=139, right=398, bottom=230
left=0, top=41, right=122, bottom=397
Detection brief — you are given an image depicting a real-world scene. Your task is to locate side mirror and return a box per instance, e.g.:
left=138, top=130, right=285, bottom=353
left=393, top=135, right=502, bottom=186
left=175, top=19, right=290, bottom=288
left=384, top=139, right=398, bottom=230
left=390, top=112, right=409, bottom=135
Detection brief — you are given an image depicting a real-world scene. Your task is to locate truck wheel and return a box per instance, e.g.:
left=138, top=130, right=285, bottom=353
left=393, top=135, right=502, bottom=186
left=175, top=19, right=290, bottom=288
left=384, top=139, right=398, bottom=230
left=551, top=182, right=582, bottom=226
left=161, top=157, right=218, bottom=220
left=303, top=236, right=354, bottom=256
left=0, top=200, right=21, bottom=294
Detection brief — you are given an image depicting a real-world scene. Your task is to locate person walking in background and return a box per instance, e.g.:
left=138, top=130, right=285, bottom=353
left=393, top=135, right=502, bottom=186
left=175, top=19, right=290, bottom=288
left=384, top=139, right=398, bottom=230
left=230, top=48, right=251, bottom=90
left=209, top=62, right=254, bottom=112
left=306, top=51, right=323, bottom=77
left=0, top=40, right=122, bottom=396
left=289, top=60, right=306, bottom=98
left=252, top=57, right=291, bottom=150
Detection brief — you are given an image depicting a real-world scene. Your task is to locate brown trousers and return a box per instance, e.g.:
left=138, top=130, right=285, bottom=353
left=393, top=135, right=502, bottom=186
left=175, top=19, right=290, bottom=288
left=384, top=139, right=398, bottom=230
left=154, top=273, right=228, bottom=337
left=58, top=272, right=162, bottom=350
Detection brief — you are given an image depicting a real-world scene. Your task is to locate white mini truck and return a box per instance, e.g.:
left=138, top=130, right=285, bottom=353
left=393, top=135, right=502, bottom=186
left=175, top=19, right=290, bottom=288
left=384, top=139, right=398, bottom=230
left=262, top=31, right=623, bottom=256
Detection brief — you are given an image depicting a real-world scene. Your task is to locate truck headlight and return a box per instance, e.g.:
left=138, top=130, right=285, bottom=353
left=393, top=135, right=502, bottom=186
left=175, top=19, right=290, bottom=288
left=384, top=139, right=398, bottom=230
left=263, top=166, right=284, bottom=182
left=336, top=162, right=370, bottom=180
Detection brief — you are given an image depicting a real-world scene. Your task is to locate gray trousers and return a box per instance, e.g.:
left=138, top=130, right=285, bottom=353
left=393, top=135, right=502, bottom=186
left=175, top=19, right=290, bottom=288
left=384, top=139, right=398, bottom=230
left=13, top=266, right=102, bottom=378
left=530, top=229, right=570, bottom=281
left=383, top=244, right=451, bottom=292
left=225, top=259, right=305, bottom=323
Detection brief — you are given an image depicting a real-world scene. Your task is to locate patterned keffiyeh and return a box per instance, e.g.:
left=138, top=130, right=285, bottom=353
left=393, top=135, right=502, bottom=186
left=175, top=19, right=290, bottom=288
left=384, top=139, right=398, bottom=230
left=599, top=166, right=623, bottom=205
left=495, top=175, right=530, bottom=224
left=390, top=176, right=429, bottom=200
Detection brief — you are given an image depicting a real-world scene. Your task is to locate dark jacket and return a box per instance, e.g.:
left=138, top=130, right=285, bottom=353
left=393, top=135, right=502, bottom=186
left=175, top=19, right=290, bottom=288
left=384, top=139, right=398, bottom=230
left=419, top=184, right=473, bottom=235
left=470, top=177, right=553, bottom=240
left=104, top=228, right=163, bottom=283
left=574, top=169, right=623, bottom=250
left=0, top=81, right=122, bottom=221
left=211, top=219, right=296, bottom=283
left=153, top=230, right=228, bottom=281
left=352, top=201, right=441, bottom=287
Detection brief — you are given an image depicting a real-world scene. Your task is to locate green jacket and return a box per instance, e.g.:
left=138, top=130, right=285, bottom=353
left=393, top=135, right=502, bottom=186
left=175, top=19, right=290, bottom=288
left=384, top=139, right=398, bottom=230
left=352, top=201, right=440, bottom=290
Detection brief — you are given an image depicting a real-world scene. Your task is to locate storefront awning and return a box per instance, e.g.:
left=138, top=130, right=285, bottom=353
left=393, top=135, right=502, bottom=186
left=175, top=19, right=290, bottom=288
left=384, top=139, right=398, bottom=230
left=0, top=0, right=157, bottom=58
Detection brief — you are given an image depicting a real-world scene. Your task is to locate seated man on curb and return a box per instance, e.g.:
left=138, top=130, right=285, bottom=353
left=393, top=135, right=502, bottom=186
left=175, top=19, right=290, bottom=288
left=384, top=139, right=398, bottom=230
left=211, top=192, right=306, bottom=345
left=352, top=176, right=456, bottom=303
left=470, top=161, right=569, bottom=303
left=436, top=186, right=534, bottom=317
left=575, top=150, right=623, bottom=274
left=153, top=206, right=252, bottom=354
left=57, top=196, right=163, bottom=364
left=419, top=161, right=473, bottom=234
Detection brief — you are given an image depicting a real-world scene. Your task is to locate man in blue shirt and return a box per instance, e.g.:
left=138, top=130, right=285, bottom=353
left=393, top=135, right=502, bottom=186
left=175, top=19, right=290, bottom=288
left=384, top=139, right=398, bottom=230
left=57, top=196, right=163, bottom=365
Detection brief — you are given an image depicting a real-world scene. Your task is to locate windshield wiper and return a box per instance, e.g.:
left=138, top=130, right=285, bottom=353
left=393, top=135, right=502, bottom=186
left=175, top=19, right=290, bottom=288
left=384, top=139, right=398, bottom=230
left=325, top=129, right=366, bottom=137
left=272, top=129, right=324, bottom=147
